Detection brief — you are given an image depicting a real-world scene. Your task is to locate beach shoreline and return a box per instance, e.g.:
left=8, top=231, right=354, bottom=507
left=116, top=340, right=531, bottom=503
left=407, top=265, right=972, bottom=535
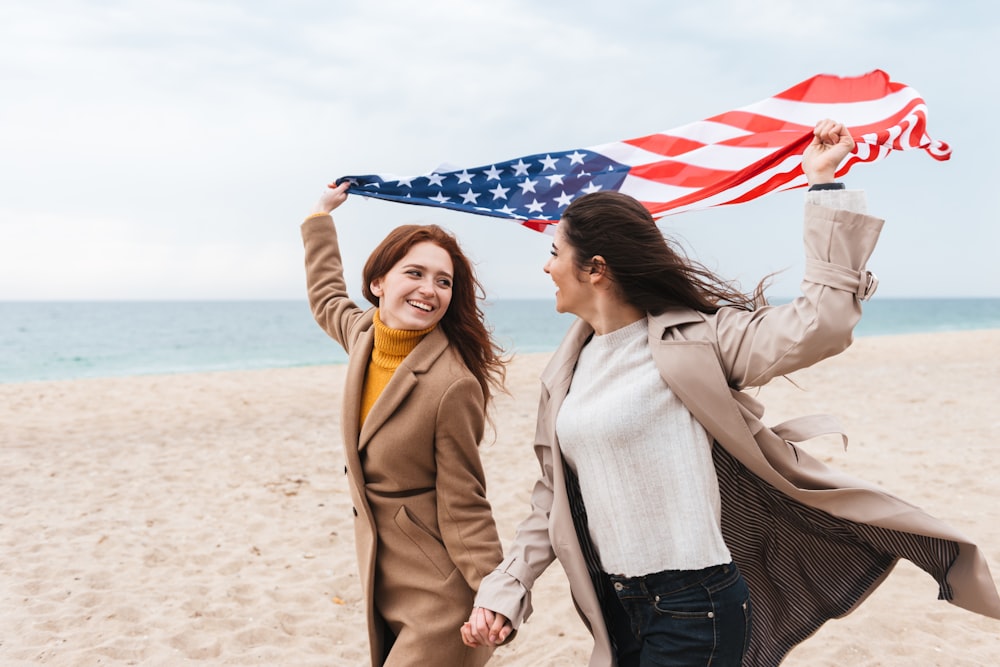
left=2, top=330, right=999, bottom=665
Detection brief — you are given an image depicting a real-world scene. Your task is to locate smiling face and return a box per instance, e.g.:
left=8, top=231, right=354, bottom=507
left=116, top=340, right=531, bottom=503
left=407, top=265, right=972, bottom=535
left=370, top=241, right=454, bottom=330
left=543, top=222, right=591, bottom=316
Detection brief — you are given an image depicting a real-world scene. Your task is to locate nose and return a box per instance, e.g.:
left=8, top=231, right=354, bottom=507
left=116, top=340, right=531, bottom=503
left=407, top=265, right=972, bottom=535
left=543, top=257, right=552, bottom=274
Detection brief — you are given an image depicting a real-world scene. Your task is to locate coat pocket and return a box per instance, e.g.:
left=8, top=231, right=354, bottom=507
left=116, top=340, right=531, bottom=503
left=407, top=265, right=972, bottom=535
left=393, top=505, right=456, bottom=579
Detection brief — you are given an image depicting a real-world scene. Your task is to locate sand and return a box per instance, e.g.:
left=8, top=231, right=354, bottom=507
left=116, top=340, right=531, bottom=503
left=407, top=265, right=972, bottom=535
left=2, top=329, right=999, bottom=666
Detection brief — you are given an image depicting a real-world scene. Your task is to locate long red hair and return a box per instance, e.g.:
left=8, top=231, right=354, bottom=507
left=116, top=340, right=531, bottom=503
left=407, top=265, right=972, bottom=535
left=362, top=224, right=507, bottom=407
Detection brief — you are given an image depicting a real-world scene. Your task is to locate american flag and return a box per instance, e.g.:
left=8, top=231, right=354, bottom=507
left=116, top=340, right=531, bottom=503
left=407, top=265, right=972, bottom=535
left=338, top=69, right=949, bottom=233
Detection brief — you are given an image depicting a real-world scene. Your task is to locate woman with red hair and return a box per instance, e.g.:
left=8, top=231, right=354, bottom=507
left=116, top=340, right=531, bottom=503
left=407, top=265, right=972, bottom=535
left=302, top=183, right=507, bottom=666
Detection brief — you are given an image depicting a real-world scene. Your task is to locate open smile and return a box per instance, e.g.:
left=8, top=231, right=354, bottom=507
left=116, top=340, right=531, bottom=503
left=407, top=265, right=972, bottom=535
left=407, top=300, right=434, bottom=312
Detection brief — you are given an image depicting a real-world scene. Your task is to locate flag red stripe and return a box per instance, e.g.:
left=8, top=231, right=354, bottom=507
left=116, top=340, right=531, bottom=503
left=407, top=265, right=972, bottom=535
left=623, top=134, right=706, bottom=158
left=772, top=69, right=908, bottom=103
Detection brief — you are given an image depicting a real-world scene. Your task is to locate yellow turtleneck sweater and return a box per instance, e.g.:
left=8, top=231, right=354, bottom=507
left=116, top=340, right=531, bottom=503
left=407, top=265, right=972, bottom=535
left=359, top=310, right=435, bottom=426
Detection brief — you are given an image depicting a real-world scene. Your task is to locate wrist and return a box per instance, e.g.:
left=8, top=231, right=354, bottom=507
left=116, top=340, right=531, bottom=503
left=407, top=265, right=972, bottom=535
left=807, top=182, right=846, bottom=191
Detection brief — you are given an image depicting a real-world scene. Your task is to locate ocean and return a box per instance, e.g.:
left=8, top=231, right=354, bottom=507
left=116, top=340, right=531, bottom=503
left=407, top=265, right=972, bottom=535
left=2, top=298, right=999, bottom=385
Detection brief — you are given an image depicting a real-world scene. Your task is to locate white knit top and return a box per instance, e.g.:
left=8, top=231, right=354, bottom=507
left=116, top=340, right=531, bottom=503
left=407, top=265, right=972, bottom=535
left=556, top=318, right=731, bottom=576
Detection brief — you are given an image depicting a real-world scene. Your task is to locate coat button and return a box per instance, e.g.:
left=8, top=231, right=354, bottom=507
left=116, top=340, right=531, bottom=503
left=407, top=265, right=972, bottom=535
left=352, top=507, right=358, bottom=517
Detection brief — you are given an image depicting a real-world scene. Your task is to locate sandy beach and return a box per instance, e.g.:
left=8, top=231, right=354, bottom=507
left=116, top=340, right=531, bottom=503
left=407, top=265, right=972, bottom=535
left=2, top=329, right=999, bottom=666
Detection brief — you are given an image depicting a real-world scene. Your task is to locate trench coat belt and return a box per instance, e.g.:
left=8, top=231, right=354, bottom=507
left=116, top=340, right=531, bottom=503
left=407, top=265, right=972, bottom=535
left=770, top=413, right=848, bottom=448
left=805, top=258, right=879, bottom=301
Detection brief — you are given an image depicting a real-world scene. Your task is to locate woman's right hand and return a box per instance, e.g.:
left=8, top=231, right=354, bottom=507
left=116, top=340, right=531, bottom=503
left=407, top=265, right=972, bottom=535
left=309, top=181, right=350, bottom=217
left=461, top=606, right=513, bottom=648
left=802, top=119, right=855, bottom=185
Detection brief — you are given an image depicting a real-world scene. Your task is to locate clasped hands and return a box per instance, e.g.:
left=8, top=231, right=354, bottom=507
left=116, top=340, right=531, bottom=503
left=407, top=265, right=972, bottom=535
left=461, top=607, right=513, bottom=648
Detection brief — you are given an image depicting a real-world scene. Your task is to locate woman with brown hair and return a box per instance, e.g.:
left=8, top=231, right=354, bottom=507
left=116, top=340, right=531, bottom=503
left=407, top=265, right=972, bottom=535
left=463, top=120, right=1000, bottom=666
left=302, top=181, right=507, bottom=666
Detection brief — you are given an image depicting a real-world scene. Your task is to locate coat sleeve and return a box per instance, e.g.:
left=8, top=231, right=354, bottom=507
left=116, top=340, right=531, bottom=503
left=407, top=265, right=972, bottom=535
left=712, top=191, right=884, bottom=389
left=472, top=387, right=559, bottom=629
left=300, top=214, right=370, bottom=353
left=434, top=376, right=505, bottom=590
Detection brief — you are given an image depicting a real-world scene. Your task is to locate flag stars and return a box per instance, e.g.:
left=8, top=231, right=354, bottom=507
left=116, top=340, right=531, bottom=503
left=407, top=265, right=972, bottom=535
left=340, top=143, right=631, bottom=225
left=511, top=159, right=531, bottom=176
left=483, top=165, right=503, bottom=181
left=539, top=154, right=559, bottom=171
left=489, top=183, right=510, bottom=200
left=525, top=199, right=545, bottom=214
left=518, top=178, right=538, bottom=194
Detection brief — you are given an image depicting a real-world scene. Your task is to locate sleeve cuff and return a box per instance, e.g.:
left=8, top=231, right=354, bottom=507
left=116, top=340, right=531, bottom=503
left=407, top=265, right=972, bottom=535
left=808, top=182, right=846, bottom=191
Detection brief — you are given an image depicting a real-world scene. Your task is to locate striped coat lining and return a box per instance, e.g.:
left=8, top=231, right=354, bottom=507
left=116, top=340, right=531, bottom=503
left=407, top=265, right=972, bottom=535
left=562, top=445, right=959, bottom=667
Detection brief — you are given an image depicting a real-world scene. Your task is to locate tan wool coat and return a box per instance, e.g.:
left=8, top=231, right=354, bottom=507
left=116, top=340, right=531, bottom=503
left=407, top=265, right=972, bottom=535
left=302, top=215, right=503, bottom=667
left=474, top=198, right=1000, bottom=667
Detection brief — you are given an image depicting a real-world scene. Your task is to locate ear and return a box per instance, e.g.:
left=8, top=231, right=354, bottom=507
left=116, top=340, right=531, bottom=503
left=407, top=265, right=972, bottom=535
left=587, top=256, right=608, bottom=284
left=370, top=278, right=383, bottom=297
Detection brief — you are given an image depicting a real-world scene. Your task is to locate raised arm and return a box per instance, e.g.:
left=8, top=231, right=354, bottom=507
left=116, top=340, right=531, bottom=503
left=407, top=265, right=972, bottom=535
left=301, top=182, right=369, bottom=351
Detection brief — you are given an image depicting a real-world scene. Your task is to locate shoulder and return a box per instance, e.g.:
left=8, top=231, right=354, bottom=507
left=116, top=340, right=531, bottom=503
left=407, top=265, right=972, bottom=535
left=410, top=330, right=482, bottom=394
left=647, top=308, right=714, bottom=342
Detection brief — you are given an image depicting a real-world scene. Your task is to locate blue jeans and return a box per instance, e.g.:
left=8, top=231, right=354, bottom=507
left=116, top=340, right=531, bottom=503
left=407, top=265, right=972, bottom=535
left=603, top=562, right=751, bottom=667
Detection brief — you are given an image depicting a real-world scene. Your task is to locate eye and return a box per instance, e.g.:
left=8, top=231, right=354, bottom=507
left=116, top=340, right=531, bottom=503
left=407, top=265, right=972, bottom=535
left=405, top=269, right=422, bottom=278
left=437, top=277, right=453, bottom=288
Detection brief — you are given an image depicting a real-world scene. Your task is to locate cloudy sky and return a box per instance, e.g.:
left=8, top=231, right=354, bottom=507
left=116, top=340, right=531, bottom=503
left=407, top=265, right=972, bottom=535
left=2, top=0, right=997, bottom=302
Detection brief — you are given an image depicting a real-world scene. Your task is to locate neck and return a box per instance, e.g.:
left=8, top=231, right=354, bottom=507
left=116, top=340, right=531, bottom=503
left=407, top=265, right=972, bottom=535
left=579, top=298, right=644, bottom=336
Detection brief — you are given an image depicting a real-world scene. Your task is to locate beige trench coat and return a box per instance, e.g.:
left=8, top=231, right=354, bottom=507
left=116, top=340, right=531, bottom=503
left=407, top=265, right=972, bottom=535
left=302, top=215, right=502, bottom=666
left=474, top=200, right=1000, bottom=667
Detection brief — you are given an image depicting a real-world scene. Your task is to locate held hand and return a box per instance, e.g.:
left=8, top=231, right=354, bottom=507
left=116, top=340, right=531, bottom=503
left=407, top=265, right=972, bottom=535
left=309, top=181, right=350, bottom=217
left=463, top=607, right=512, bottom=647
left=802, top=119, right=855, bottom=185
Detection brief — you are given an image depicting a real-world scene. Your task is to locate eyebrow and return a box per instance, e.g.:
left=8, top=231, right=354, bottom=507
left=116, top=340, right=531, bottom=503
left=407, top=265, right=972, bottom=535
left=402, top=263, right=453, bottom=280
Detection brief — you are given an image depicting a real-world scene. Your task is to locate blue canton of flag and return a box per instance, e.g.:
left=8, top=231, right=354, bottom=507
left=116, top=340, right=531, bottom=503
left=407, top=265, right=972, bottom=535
left=339, top=150, right=629, bottom=229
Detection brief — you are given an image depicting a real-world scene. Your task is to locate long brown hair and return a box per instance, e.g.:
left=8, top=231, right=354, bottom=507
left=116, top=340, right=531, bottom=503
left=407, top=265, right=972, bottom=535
left=560, top=191, right=769, bottom=313
left=361, top=224, right=507, bottom=406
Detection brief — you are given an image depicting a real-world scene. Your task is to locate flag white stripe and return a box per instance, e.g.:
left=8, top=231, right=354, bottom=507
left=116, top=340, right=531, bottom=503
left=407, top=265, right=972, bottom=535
left=742, top=88, right=923, bottom=128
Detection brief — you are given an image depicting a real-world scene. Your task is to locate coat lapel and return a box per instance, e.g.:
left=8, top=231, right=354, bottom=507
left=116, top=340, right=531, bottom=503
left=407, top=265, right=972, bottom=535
left=357, top=326, right=449, bottom=450
left=646, top=312, right=775, bottom=472
left=539, top=318, right=592, bottom=400
left=342, top=327, right=373, bottom=456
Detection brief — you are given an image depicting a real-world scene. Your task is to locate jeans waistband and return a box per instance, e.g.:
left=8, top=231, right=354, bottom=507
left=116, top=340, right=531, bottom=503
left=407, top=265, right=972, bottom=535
left=606, top=562, right=734, bottom=592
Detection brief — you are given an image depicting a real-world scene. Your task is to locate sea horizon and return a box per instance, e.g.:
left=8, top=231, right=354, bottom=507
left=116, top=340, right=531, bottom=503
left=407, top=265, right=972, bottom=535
left=2, top=297, right=1000, bottom=385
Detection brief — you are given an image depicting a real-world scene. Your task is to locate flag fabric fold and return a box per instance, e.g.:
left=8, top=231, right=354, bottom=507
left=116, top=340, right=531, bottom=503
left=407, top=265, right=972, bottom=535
left=339, top=69, right=949, bottom=233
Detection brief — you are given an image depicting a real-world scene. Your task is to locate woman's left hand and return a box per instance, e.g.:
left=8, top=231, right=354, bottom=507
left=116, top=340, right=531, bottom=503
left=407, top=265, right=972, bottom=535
left=802, top=119, right=855, bottom=185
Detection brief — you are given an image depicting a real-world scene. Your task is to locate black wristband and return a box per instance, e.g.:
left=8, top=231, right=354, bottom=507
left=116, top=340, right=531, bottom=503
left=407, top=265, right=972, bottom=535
left=808, top=182, right=846, bottom=191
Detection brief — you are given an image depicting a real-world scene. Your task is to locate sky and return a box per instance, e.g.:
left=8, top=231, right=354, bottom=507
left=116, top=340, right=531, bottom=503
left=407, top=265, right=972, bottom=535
left=2, top=0, right=998, bottom=302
